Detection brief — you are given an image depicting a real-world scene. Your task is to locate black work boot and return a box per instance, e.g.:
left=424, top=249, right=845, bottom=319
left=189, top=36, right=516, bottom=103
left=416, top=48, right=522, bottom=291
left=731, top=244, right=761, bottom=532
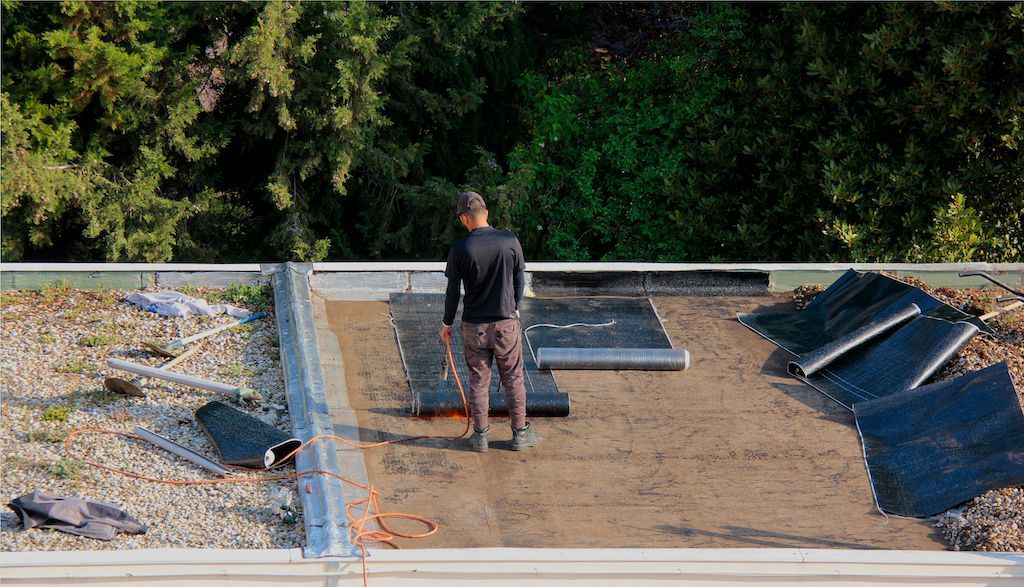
left=469, top=427, right=489, bottom=453
left=511, top=422, right=540, bottom=451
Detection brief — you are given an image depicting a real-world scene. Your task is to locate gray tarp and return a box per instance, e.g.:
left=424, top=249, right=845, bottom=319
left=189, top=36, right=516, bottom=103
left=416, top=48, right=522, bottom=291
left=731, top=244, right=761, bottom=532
left=8, top=490, right=147, bottom=541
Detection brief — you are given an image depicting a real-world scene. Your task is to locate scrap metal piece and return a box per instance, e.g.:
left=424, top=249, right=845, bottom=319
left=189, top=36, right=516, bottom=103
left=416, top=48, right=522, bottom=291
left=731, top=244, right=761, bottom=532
left=133, top=426, right=231, bottom=476
left=102, top=377, right=146, bottom=397
left=958, top=271, right=1024, bottom=301
left=142, top=340, right=178, bottom=358
left=105, top=343, right=208, bottom=397
left=144, top=312, right=268, bottom=358
left=195, top=400, right=301, bottom=469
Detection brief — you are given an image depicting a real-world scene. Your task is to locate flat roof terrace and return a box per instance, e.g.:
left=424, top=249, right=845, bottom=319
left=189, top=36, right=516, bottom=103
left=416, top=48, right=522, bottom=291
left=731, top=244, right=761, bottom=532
left=313, top=292, right=943, bottom=549
left=3, top=261, right=1023, bottom=585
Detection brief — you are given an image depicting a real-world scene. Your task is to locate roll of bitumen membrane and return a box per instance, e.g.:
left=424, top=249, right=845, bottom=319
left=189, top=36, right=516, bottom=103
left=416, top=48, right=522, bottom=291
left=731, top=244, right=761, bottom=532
left=412, top=392, right=570, bottom=417
left=535, top=347, right=690, bottom=370
left=787, top=303, right=921, bottom=378
left=195, top=401, right=302, bottom=469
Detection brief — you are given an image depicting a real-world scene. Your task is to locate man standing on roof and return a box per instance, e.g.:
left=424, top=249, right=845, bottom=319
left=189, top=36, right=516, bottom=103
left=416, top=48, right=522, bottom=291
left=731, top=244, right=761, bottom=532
left=439, top=191, right=540, bottom=453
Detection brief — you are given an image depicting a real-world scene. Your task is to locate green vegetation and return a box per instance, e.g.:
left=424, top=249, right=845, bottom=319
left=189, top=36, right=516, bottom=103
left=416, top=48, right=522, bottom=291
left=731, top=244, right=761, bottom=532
left=78, top=333, right=120, bottom=347
left=85, top=386, right=123, bottom=406
left=38, top=280, right=73, bottom=303
left=92, top=286, right=117, bottom=306
left=41, top=404, right=73, bottom=423
left=2, top=3, right=1020, bottom=263
left=0, top=291, right=23, bottom=305
left=177, top=284, right=203, bottom=297
left=48, top=458, right=84, bottom=479
left=26, top=427, right=68, bottom=444
left=207, top=284, right=273, bottom=312
left=55, top=359, right=92, bottom=374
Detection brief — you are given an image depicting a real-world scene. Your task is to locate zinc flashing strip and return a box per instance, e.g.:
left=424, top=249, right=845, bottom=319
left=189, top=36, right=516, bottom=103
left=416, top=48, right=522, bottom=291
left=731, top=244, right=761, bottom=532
left=307, top=262, right=1022, bottom=296
left=311, top=261, right=1022, bottom=273
left=3, top=262, right=1021, bottom=293
left=2, top=548, right=1022, bottom=585
left=269, top=262, right=358, bottom=558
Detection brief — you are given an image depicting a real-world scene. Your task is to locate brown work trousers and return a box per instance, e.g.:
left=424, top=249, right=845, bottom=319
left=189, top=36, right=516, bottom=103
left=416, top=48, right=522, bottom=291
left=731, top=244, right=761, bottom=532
left=461, top=318, right=527, bottom=431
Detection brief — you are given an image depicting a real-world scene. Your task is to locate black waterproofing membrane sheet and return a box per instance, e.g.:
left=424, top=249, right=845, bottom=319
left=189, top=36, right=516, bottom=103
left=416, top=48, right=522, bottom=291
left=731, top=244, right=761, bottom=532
left=390, top=293, right=563, bottom=417
left=738, top=269, right=989, bottom=409
left=854, top=363, right=1024, bottom=517
left=520, top=297, right=674, bottom=352
left=196, top=401, right=301, bottom=469
left=390, top=294, right=674, bottom=415
left=391, top=293, right=557, bottom=395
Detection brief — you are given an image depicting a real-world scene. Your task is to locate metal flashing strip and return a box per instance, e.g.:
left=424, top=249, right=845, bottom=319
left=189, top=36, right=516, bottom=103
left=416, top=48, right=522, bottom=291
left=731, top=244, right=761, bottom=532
left=311, top=261, right=1022, bottom=273
left=2, top=547, right=1022, bottom=585
left=269, top=262, right=358, bottom=558
left=2, top=262, right=1021, bottom=294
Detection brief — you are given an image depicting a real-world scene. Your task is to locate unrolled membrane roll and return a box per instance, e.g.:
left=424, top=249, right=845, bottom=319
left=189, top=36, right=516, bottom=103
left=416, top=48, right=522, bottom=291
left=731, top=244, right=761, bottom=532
left=196, top=401, right=301, bottom=469
left=412, top=392, right=570, bottom=417
left=535, top=347, right=690, bottom=370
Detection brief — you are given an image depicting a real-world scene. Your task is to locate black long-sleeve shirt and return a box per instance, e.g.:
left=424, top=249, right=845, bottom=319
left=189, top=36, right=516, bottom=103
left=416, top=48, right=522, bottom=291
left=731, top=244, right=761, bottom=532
left=443, top=226, right=525, bottom=325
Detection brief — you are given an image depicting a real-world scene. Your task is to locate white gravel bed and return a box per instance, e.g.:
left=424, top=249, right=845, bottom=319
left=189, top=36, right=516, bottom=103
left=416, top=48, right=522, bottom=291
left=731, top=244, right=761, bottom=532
left=0, top=286, right=304, bottom=551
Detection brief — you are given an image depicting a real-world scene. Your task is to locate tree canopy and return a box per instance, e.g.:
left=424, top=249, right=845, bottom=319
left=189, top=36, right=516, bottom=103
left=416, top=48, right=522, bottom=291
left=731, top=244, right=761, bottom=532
left=2, top=2, right=1021, bottom=262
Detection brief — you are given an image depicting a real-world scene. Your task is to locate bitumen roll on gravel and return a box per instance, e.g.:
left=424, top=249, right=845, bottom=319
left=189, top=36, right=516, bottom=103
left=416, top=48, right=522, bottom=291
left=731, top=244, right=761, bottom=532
left=0, top=286, right=303, bottom=551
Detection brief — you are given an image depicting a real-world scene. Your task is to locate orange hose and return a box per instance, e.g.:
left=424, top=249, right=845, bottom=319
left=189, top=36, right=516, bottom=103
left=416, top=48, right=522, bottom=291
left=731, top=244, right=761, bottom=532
left=63, top=339, right=470, bottom=587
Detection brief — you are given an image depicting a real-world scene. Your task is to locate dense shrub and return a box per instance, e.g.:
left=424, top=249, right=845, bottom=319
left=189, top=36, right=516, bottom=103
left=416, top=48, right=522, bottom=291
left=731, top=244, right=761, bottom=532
left=2, top=2, right=1020, bottom=262
left=506, top=3, right=1022, bottom=262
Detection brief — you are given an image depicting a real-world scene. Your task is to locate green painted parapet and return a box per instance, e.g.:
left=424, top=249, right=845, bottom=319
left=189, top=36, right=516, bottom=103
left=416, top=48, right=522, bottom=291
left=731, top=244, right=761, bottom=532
left=768, top=267, right=1023, bottom=292
left=1, top=271, right=155, bottom=291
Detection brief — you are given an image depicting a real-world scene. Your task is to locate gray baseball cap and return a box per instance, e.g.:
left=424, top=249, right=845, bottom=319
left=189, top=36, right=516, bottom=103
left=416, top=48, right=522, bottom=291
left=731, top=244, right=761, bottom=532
left=455, top=191, right=486, bottom=219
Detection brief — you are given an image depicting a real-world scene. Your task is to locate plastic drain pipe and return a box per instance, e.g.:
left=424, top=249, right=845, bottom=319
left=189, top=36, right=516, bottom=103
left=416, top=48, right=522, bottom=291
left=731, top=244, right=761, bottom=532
left=107, top=359, right=261, bottom=402
left=535, top=348, right=691, bottom=370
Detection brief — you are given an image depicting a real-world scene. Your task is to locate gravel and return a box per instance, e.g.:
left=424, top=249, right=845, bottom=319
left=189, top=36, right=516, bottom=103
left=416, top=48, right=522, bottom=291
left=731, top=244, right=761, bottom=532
left=0, top=286, right=303, bottom=551
left=792, top=275, right=1024, bottom=552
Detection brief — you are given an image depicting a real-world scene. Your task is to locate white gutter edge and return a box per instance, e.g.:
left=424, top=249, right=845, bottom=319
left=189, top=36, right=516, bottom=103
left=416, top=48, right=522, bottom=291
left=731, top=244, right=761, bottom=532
left=3, top=262, right=1021, bottom=273
left=318, top=261, right=1024, bottom=272
left=2, top=548, right=1022, bottom=585
left=3, top=546, right=1020, bottom=566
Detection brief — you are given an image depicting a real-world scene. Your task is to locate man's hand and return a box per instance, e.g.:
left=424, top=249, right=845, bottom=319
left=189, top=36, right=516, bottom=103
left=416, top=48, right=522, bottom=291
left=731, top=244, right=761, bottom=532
left=439, top=323, right=453, bottom=344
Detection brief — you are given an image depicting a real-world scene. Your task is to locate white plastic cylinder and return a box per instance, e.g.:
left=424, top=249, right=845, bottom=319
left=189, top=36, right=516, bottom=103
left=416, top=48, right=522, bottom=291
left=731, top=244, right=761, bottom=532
left=107, top=359, right=238, bottom=395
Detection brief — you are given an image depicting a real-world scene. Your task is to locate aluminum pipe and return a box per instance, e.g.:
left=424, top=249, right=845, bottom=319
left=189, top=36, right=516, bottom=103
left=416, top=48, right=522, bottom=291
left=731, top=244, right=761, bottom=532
left=133, top=426, right=230, bottom=476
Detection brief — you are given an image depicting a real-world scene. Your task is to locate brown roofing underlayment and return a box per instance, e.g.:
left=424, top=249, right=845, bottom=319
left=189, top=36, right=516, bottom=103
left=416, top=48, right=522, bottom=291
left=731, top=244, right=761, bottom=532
left=317, top=295, right=945, bottom=549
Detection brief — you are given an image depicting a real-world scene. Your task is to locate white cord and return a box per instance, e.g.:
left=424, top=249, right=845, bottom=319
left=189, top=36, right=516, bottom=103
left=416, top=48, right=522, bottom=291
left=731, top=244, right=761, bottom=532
left=523, top=320, right=617, bottom=364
